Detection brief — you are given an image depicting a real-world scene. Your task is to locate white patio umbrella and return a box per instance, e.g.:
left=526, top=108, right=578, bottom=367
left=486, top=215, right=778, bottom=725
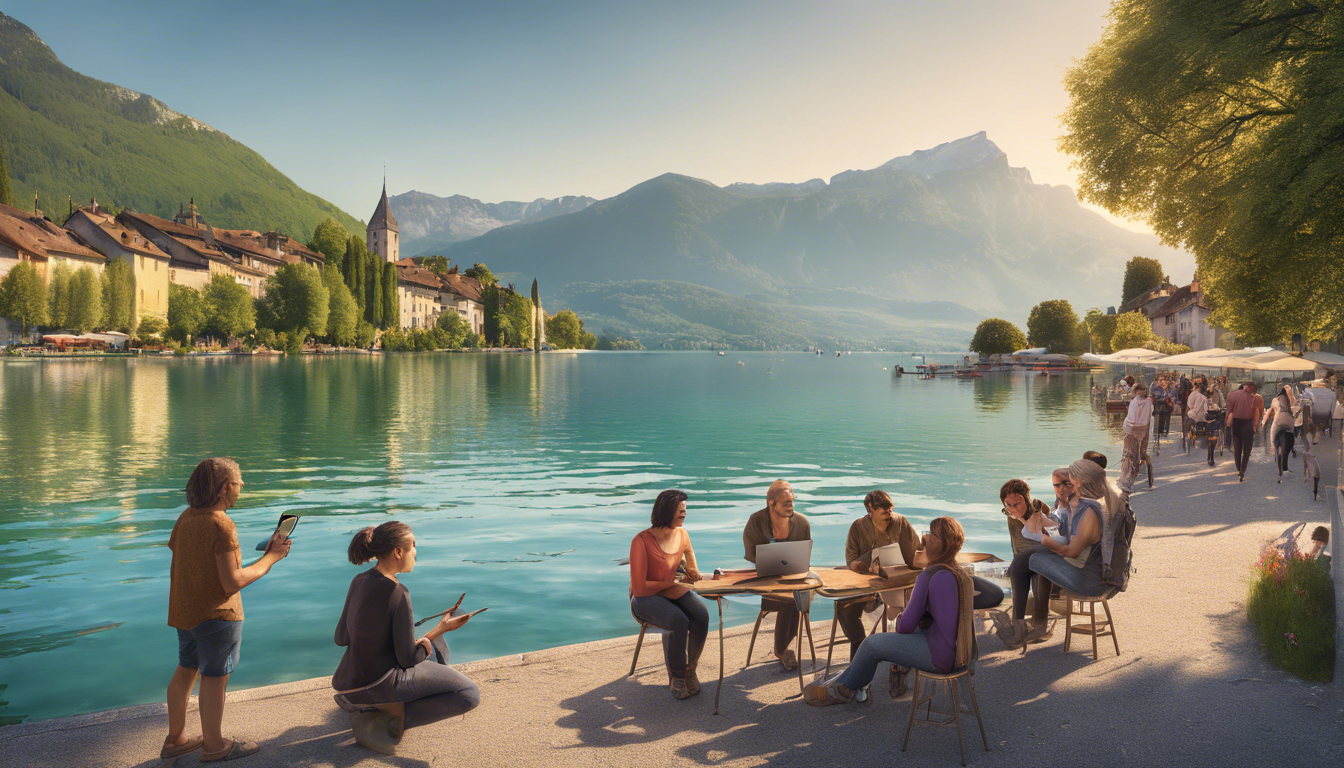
left=1304, top=351, right=1344, bottom=369
left=1223, top=350, right=1323, bottom=373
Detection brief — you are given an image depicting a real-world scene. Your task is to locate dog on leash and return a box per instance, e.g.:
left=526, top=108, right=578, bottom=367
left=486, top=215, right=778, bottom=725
left=1302, top=445, right=1321, bottom=500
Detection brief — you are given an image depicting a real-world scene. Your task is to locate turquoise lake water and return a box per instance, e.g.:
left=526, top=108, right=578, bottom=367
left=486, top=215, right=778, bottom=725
left=0, top=352, right=1127, bottom=723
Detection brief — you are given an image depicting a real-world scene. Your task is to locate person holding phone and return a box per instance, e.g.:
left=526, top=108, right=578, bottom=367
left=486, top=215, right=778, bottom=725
left=332, top=521, right=480, bottom=755
left=162, top=457, right=291, bottom=763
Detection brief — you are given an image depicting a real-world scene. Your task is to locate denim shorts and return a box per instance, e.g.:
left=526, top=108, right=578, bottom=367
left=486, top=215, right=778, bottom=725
left=177, top=620, right=243, bottom=677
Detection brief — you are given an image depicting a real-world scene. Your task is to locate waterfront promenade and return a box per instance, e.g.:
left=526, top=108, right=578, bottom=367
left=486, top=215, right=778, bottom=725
left=2, top=437, right=1340, bottom=768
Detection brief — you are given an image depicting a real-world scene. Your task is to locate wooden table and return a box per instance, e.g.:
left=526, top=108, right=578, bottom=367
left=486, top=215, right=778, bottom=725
left=689, top=571, right=824, bottom=712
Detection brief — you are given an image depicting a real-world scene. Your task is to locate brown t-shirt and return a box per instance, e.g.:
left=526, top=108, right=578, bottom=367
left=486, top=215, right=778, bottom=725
left=168, top=508, right=243, bottom=630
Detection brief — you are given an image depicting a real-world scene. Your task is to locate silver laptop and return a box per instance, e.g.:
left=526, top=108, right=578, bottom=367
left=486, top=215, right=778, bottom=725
left=756, top=540, right=813, bottom=578
left=871, top=543, right=905, bottom=569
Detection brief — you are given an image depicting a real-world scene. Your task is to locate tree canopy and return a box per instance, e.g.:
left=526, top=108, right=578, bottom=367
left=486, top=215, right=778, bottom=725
left=1110, top=311, right=1153, bottom=351
left=100, top=259, right=136, bottom=333
left=545, top=309, right=598, bottom=350
left=0, top=143, right=13, bottom=208
left=308, top=217, right=349, bottom=265
left=167, top=283, right=204, bottom=341
left=47, top=262, right=72, bottom=329
left=67, top=266, right=102, bottom=333
left=322, top=264, right=357, bottom=346
left=262, top=264, right=329, bottom=338
left=381, top=262, right=398, bottom=330
left=0, top=261, right=47, bottom=332
left=464, top=263, right=497, bottom=287
left=969, top=318, right=1027, bottom=356
left=1083, top=308, right=1118, bottom=355
left=201, top=273, right=255, bottom=339
left=1026, top=300, right=1080, bottom=353
left=1119, top=256, right=1165, bottom=308
left=1061, top=1, right=1344, bottom=344
left=421, top=255, right=451, bottom=277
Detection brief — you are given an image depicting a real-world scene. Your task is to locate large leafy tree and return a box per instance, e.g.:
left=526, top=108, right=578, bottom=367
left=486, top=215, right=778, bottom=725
left=0, top=261, right=47, bottom=332
left=1026, top=300, right=1080, bottom=353
left=167, top=283, right=204, bottom=341
left=464, top=263, right=496, bottom=286
left=422, top=255, right=451, bottom=277
left=262, top=263, right=329, bottom=338
left=307, top=217, right=348, bottom=265
left=1061, top=1, right=1343, bottom=344
left=1110, top=311, right=1153, bottom=351
left=381, top=262, right=398, bottom=330
left=435, top=309, right=470, bottom=348
left=1083, top=308, right=1118, bottom=355
left=47, top=261, right=72, bottom=329
left=201, top=273, right=256, bottom=339
left=68, top=266, right=102, bottom=333
left=322, top=264, right=357, bottom=346
left=1119, top=256, right=1165, bottom=309
left=969, top=318, right=1027, bottom=356
left=100, top=259, right=136, bottom=333
left=545, top=309, right=583, bottom=349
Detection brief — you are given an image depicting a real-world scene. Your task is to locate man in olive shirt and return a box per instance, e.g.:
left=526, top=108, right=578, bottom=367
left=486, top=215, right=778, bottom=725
left=837, top=490, right=918, bottom=656
left=742, top=479, right=811, bottom=671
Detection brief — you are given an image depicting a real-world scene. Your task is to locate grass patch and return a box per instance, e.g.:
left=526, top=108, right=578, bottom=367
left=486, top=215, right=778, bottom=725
left=1247, top=547, right=1335, bottom=682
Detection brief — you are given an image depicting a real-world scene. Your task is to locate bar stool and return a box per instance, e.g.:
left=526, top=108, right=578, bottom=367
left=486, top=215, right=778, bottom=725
left=901, top=640, right=988, bottom=766
left=1061, top=588, right=1120, bottom=661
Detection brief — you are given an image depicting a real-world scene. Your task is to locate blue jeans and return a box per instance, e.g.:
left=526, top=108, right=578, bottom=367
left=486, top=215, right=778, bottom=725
left=835, top=628, right=936, bottom=690
left=176, top=620, right=242, bottom=677
left=1027, top=552, right=1108, bottom=600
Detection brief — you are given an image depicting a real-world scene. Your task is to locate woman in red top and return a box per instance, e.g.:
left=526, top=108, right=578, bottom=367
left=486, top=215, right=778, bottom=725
left=629, top=489, right=708, bottom=700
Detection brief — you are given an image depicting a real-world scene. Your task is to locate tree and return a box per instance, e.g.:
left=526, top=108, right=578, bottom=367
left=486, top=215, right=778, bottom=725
left=1110, top=311, right=1153, bottom=351
left=308, top=217, right=348, bottom=265
left=1060, top=2, right=1343, bottom=344
left=47, top=262, right=72, bottom=329
left=136, top=314, right=166, bottom=342
left=1083, top=308, right=1118, bottom=355
left=68, top=266, right=102, bottom=333
left=322, top=265, right=357, bottom=346
left=343, top=236, right=367, bottom=313
left=167, top=284, right=204, bottom=342
left=0, top=261, right=47, bottom=333
left=262, top=263, right=329, bottom=338
left=366, top=253, right=382, bottom=326
left=382, top=262, right=398, bottom=330
left=545, top=309, right=582, bottom=349
left=596, top=333, right=644, bottom=351
left=1119, top=257, right=1165, bottom=309
left=353, top=320, right=376, bottom=349
left=100, top=259, right=136, bottom=333
left=1026, top=300, right=1079, bottom=353
left=464, top=263, right=496, bottom=286
left=969, top=318, right=1027, bottom=356
left=0, top=144, right=13, bottom=208
left=422, top=255, right=451, bottom=277
left=435, top=309, right=470, bottom=348
left=202, top=273, right=256, bottom=339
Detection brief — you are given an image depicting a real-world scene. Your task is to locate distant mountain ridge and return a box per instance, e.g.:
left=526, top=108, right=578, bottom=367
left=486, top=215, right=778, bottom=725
left=392, top=190, right=597, bottom=255
left=0, top=12, right=363, bottom=239
left=436, top=132, right=1184, bottom=350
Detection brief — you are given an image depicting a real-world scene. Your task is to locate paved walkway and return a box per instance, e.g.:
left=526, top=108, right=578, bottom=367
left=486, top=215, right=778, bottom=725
left=3, top=433, right=1341, bottom=768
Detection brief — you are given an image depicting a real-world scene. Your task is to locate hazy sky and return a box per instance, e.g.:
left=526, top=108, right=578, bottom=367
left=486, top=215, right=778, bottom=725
left=7, top=0, right=1148, bottom=233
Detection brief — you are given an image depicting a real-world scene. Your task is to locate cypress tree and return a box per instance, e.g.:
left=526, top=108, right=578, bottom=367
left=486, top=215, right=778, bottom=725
left=382, top=262, right=398, bottom=330
left=0, top=144, right=13, bottom=208
left=366, top=253, right=382, bottom=326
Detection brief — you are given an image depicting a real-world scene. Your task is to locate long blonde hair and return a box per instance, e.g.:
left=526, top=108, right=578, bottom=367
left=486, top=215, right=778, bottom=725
left=1067, top=458, right=1124, bottom=522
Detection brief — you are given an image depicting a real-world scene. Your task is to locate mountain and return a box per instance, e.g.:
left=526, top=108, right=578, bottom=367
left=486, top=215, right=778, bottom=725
left=391, top=190, right=597, bottom=256
left=443, top=132, right=1185, bottom=348
left=0, top=13, right=362, bottom=240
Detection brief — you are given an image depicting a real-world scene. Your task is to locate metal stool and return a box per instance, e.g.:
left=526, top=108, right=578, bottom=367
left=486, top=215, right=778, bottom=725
left=1061, top=589, right=1120, bottom=661
left=901, top=656, right=988, bottom=766
left=627, top=608, right=668, bottom=677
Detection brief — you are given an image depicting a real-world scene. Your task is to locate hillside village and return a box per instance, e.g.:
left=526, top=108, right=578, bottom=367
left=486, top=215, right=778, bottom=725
left=0, top=183, right=522, bottom=348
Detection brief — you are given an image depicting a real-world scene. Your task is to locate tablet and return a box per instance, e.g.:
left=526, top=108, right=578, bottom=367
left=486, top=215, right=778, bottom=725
left=255, top=513, right=299, bottom=551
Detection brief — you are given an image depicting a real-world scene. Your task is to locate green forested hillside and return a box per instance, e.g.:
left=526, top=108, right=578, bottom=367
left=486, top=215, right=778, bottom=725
left=0, top=13, right=362, bottom=239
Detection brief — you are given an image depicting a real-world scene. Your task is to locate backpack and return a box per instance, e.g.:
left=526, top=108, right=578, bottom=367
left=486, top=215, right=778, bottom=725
left=1101, top=500, right=1137, bottom=592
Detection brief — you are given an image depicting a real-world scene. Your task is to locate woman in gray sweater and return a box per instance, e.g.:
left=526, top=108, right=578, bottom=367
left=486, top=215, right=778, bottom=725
left=332, top=521, right=480, bottom=754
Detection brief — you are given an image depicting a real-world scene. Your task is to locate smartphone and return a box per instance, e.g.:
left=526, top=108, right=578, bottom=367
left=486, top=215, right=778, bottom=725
left=254, top=513, right=300, bottom=551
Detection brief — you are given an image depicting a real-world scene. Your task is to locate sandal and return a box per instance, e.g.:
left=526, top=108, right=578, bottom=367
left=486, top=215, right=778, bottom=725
left=200, top=737, right=260, bottom=762
left=889, top=665, right=910, bottom=699
left=160, top=736, right=203, bottom=759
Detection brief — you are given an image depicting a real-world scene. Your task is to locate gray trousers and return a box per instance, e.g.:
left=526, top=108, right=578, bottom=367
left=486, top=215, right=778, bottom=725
left=341, top=637, right=481, bottom=729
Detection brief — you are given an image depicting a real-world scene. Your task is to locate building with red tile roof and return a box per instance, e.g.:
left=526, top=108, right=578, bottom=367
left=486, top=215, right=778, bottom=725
left=65, top=202, right=172, bottom=320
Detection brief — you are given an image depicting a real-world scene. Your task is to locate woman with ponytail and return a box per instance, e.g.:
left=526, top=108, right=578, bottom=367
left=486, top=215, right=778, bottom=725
left=332, top=522, right=480, bottom=754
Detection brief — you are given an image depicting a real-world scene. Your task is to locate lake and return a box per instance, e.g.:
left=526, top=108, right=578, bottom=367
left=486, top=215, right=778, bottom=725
left=0, top=352, right=1125, bottom=723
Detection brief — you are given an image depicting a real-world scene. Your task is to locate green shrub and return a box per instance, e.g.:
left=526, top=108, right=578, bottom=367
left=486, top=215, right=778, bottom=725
left=1247, top=546, right=1335, bottom=682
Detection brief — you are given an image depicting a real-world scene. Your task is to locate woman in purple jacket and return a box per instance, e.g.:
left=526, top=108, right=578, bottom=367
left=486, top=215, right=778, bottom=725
left=804, top=516, right=969, bottom=706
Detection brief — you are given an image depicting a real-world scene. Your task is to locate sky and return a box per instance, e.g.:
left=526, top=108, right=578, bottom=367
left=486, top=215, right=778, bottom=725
left=5, top=0, right=1161, bottom=238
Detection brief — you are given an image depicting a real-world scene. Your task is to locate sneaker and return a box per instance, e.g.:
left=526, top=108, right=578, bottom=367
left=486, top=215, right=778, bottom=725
left=803, top=678, right=854, bottom=706
left=853, top=684, right=870, bottom=703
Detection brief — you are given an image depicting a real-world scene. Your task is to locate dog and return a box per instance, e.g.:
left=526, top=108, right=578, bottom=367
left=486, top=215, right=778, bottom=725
left=1302, top=445, right=1321, bottom=501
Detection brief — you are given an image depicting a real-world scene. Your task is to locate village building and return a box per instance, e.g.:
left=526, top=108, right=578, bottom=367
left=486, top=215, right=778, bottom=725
left=1147, top=279, right=1224, bottom=351
left=0, top=200, right=105, bottom=281
left=439, top=268, right=485, bottom=335
left=367, top=181, right=399, bottom=264
left=64, top=201, right=172, bottom=321
left=394, top=261, right=443, bottom=330
left=1118, top=282, right=1179, bottom=318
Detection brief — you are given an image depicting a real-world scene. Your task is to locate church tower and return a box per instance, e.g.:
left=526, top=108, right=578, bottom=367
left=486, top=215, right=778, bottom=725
left=367, top=179, right=399, bottom=263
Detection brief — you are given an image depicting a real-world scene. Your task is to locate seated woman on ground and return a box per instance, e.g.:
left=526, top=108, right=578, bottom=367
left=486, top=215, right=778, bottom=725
left=628, top=489, right=709, bottom=700
left=332, top=522, right=481, bottom=754
left=804, top=517, right=976, bottom=706
left=996, top=459, right=1117, bottom=650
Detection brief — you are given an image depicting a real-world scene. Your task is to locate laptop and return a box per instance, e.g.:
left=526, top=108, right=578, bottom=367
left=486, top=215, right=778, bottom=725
left=755, top=540, right=813, bottom=579
left=870, top=543, right=906, bottom=569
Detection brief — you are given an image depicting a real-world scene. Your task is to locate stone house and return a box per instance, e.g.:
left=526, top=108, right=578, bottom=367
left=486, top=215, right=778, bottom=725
left=1148, top=280, right=1223, bottom=351
left=1118, top=282, right=1179, bottom=319
left=438, top=269, right=485, bottom=335
left=0, top=201, right=106, bottom=281
left=64, top=202, right=172, bottom=321
left=395, top=263, right=443, bottom=330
